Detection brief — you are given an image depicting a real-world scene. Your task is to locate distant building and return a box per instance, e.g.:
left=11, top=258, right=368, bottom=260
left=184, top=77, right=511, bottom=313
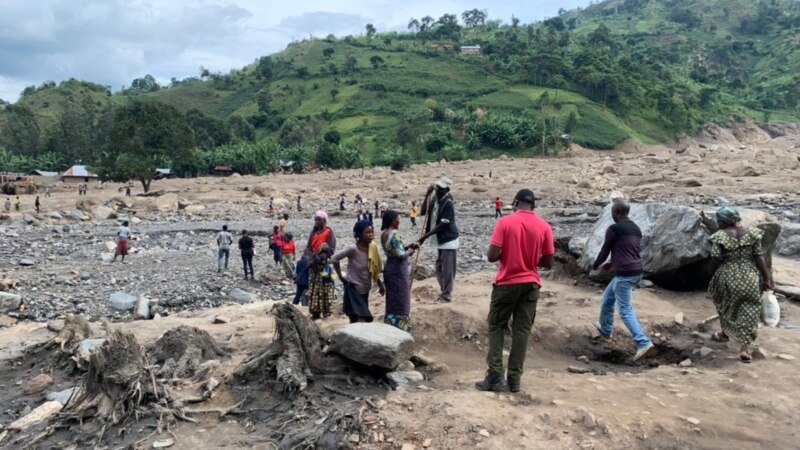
left=210, top=166, right=235, bottom=177
left=61, top=165, right=99, bottom=184
left=0, top=172, right=27, bottom=183
left=27, top=170, right=60, bottom=177
left=431, top=44, right=454, bottom=52
left=153, top=168, right=175, bottom=180
left=460, top=45, right=482, bottom=56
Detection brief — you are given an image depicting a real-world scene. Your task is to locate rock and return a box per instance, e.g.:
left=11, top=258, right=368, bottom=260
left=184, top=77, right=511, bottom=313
left=153, top=439, right=175, bottom=448
left=401, top=444, right=416, bottom=450
left=698, top=346, right=713, bottom=358
left=751, top=348, right=769, bottom=360
left=413, top=264, right=436, bottom=281
left=678, top=359, right=693, bottom=367
left=184, top=204, right=206, bottom=214
left=151, top=193, right=179, bottom=212
left=228, top=288, right=258, bottom=303
left=478, top=429, right=491, bottom=437
left=0, top=278, right=16, bottom=291
left=777, top=354, right=796, bottom=361
left=23, top=214, right=36, bottom=224
left=387, top=370, right=425, bottom=387
left=329, top=323, right=415, bottom=370
left=68, top=210, right=86, bottom=221
left=674, top=312, right=685, bottom=325
left=134, top=296, right=150, bottom=320
left=47, top=320, right=64, bottom=332
left=578, top=203, right=780, bottom=290
left=46, top=387, right=78, bottom=406
left=684, top=416, right=701, bottom=426
left=567, top=365, right=591, bottom=374
left=108, top=291, right=137, bottom=311
left=91, top=205, right=115, bottom=220
left=77, top=338, right=106, bottom=357
left=776, top=223, right=800, bottom=258
left=19, top=258, right=36, bottom=266
left=638, top=279, right=654, bottom=288
left=23, top=374, right=54, bottom=395
left=8, top=401, right=62, bottom=430
left=46, top=211, right=63, bottom=220
left=76, top=197, right=101, bottom=213
left=62, top=224, right=71, bottom=233
left=0, top=292, right=22, bottom=313
left=105, top=241, right=117, bottom=252
left=213, top=315, right=230, bottom=324
left=568, top=237, right=588, bottom=257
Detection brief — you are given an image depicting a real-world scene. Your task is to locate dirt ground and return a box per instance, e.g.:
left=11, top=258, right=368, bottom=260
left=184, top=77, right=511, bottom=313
left=2, top=119, right=800, bottom=449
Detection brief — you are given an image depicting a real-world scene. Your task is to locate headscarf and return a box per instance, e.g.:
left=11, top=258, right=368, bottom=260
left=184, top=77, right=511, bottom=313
left=381, top=210, right=399, bottom=231
left=353, top=220, right=372, bottom=241
left=716, top=207, right=741, bottom=226
left=314, top=210, right=328, bottom=221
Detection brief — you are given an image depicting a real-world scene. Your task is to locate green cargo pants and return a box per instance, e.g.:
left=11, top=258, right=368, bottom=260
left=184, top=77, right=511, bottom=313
left=486, top=283, right=540, bottom=384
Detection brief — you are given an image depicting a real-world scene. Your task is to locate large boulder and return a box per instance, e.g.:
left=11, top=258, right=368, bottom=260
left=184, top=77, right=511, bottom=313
left=152, top=193, right=179, bottom=212
left=578, top=203, right=780, bottom=290
left=108, top=291, right=137, bottom=311
left=776, top=223, right=800, bottom=258
left=228, top=288, right=258, bottom=304
left=0, top=292, right=22, bottom=313
left=75, top=197, right=101, bottom=213
left=329, top=323, right=414, bottom=370
left=91, top=205, right=115, bottom=220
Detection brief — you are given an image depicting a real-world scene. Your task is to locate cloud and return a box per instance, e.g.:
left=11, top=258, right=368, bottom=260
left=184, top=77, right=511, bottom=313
left=0, top=0, right=594, bottom=102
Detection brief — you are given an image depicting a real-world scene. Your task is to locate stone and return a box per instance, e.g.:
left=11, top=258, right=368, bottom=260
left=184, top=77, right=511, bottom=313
left=19, top=258, right=36, bottom=266
left=46, top=387, right=77, bottom=406
left=134, top=296, right=150, bottom=320
left=0, top=292, right=22, bottom=314
left=213, top=315, right=230, bottom=324
left=776, top=223, right=800, bottom=258
left=153, top=439, right=175, bottom=448
left=23, top=214, right=36, bottom=224
left=329, top=323, right=415, bottom=370
left=105, top=241, right=117, bottom=252
left=68, top=210, right=86, bottom=221
left=108, top=291, right=137, bottom=311
left=638, top=279, right=655, bottom=288
left=674, top=312, right=685, bottom=325
left=698, top=347, right=713, bottom=358
left=777, top=354, right=796, bottom=361
left=401, top=444, right=416, bottom=450
left=91, top=205, right=115, bottom=220
left=478, top=429, right=491, bottom=437
left=76, top=338, right=106, bottom=358
left=422, top=438, right=432, bottom=448
left=568, top=237, right=588, bottom=257
left=413, top=264, right=436, bottom=281
left=8, top=401, right=62, bottom=430
left=684, top=417, right=701, bottom=426
left=578, top=203, right=780, bottom=290
left=23, top=374, right=54, bottom=395
left=228, top=288, right=258, bottom=303
left=387, top=371, right=424, bottom=386
left=46, top=211, right=63, bottom=220
left=567, top=365, right=591, bottom=374
left=678, top=359, right=693, bottom=367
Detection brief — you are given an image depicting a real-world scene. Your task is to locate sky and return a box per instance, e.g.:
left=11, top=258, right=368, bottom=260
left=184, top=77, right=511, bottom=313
left=0, top=0, right=592, bottom=102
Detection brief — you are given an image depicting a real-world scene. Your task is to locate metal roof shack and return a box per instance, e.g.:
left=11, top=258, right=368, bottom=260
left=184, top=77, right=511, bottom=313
left=27, top=170, right=60, bottom=177
left=61, top=165, right=99, bottom=183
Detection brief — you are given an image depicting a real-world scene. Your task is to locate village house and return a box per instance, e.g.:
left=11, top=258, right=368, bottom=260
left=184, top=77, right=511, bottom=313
left=61, top=165, right=99, bottom=184
left=460, top=45, right=482, bottom=56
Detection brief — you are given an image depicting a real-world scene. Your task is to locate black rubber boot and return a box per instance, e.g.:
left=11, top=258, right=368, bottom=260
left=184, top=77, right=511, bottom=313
left=475, top=370, right=507, bottom=392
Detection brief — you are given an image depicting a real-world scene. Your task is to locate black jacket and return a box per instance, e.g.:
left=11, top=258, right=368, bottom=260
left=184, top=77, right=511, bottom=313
left=421, top=193, right=459, bottom=245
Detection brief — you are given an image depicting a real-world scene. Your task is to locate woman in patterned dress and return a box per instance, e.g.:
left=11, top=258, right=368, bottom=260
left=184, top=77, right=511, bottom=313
left=380, top=210, right=419, bottom=332
left=308, top=243, right=335, bottom=319
left=708, top=207, right=772, bottom=363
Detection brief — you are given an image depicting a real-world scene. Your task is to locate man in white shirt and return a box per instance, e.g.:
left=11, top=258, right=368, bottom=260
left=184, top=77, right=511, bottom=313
left=216, top=224, right=233, bottom=272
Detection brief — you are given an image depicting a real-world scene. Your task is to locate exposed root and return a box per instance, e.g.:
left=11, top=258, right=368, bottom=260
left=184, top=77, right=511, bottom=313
left=53, top=314, right=93, bottom=353
left=234, top=303, right=327, bottom=394
left=149, top=326, right=227, bottom=378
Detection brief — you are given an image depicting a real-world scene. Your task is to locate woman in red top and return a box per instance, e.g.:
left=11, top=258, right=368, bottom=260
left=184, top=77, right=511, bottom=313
left=495, top=197, right=503, bottom=219
left=298, top=211, right=337, bottom=310
left=281, top=233, right=297, bottom=279
left=269, top=225, right=283, bottom=266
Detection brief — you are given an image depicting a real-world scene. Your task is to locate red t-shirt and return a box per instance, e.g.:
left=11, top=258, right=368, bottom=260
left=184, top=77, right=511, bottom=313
left=495, top=199, right=503, bottom=210
left=489, top=210, right=554, bottom=286
left=282, top=241, right=296, bottom=256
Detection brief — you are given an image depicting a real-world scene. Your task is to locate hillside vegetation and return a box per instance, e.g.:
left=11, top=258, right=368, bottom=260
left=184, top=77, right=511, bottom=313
left=0, top=0, right=798, bottom=184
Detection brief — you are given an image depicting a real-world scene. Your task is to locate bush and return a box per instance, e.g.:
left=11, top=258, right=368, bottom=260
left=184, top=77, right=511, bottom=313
left=373, top=146, right=410, bottom=171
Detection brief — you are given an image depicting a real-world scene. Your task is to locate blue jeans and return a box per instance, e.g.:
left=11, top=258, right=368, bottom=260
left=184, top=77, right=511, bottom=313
left=217, top=248, right=230, bottom=270
left=599, top=275, right=651, bottom=349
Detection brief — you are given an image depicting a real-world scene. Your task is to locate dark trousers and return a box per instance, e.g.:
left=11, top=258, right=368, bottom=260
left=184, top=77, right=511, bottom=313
left=495, top=209, right=502, bottom=218
left=241, top=254, right=254, bottom=278
left=436, top=249, right=457, bottom=301
left=410, top=217, right=417, bottom=227
left=486, top=283, right=540, bottom=384
left=293, top=285, right=308, bottom=305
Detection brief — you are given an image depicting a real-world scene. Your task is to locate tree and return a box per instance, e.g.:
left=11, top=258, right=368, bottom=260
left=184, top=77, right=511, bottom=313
left=227, top=115, right=256, bottom=143
left=565, top=111, right=579, bottom=134
left=324, top=130, right=342, bottom=145
left=420, top=16, right=435, bottom=31
left=256, top=89, right=272, bottom=113
left=330, top=88, right=340, bottom=101
left=408, top=18, right=420, bottom=31
left=129, top=74, right=160, bottom=93
left=2, top=105, right=41, bottom=156
left=343, top=56, right=358, bottom=74
left=366, top=23, right=376, bottom=38
left=436, top=14, right=461, bottom=39
left=97, top=101, right=194, bottom=193
left=370, top=55, right=385, bottom=68
left=256, top=56, right=274, bottom=80
left=295, top=67, right=310, bottom=78
left=323, top=47, right=335, bottom=58
left=461, top=9, right=487, bottom=28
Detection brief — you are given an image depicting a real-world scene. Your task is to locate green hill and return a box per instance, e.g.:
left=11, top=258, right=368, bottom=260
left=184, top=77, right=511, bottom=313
left=1, top=0, right=798, bottom=175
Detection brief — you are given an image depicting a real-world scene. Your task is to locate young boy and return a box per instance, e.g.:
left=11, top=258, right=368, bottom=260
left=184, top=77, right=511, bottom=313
left=293, top=256, right=310, bottom=306
left=269, top=225, right=283, bottom=266
left=409, top=201, right=419, bottom=228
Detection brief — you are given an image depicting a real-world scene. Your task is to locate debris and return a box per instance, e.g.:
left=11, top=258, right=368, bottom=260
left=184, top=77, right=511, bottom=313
left=153, top=438, right=175, bottom=448
left=8, top=401, right=62, bottom=430
left=150, top=326, right=227, bottom=378
left=46, top=387, right=78, bottom=406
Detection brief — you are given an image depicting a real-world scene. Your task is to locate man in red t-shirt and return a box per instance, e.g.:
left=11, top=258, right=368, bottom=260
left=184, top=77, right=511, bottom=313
left=476, top=189, right=554, bottom=393
left=494, top=197, right=503, bottom=219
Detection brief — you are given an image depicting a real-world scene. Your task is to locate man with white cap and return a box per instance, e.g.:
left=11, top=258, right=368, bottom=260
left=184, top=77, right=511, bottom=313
left=419, top=177, right=460, bottom=303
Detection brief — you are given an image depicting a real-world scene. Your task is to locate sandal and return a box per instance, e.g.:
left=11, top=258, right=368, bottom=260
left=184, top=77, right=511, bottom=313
left=739, top=351, right=752, bottom=363
left=711, top=331, right=729, bottom=342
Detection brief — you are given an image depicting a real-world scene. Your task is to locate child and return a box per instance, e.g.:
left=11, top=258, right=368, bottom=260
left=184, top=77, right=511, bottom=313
left=409, top=201, right=418, bottom=228
left=14, top=196, right=21, bottom=212
left=269, top=225, right=283, bottom=266
left=293, top=256, right=309, bottom=306
left=281, top=232, right=296, bottom=279
left=308, top=244, right=335, bottom=320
